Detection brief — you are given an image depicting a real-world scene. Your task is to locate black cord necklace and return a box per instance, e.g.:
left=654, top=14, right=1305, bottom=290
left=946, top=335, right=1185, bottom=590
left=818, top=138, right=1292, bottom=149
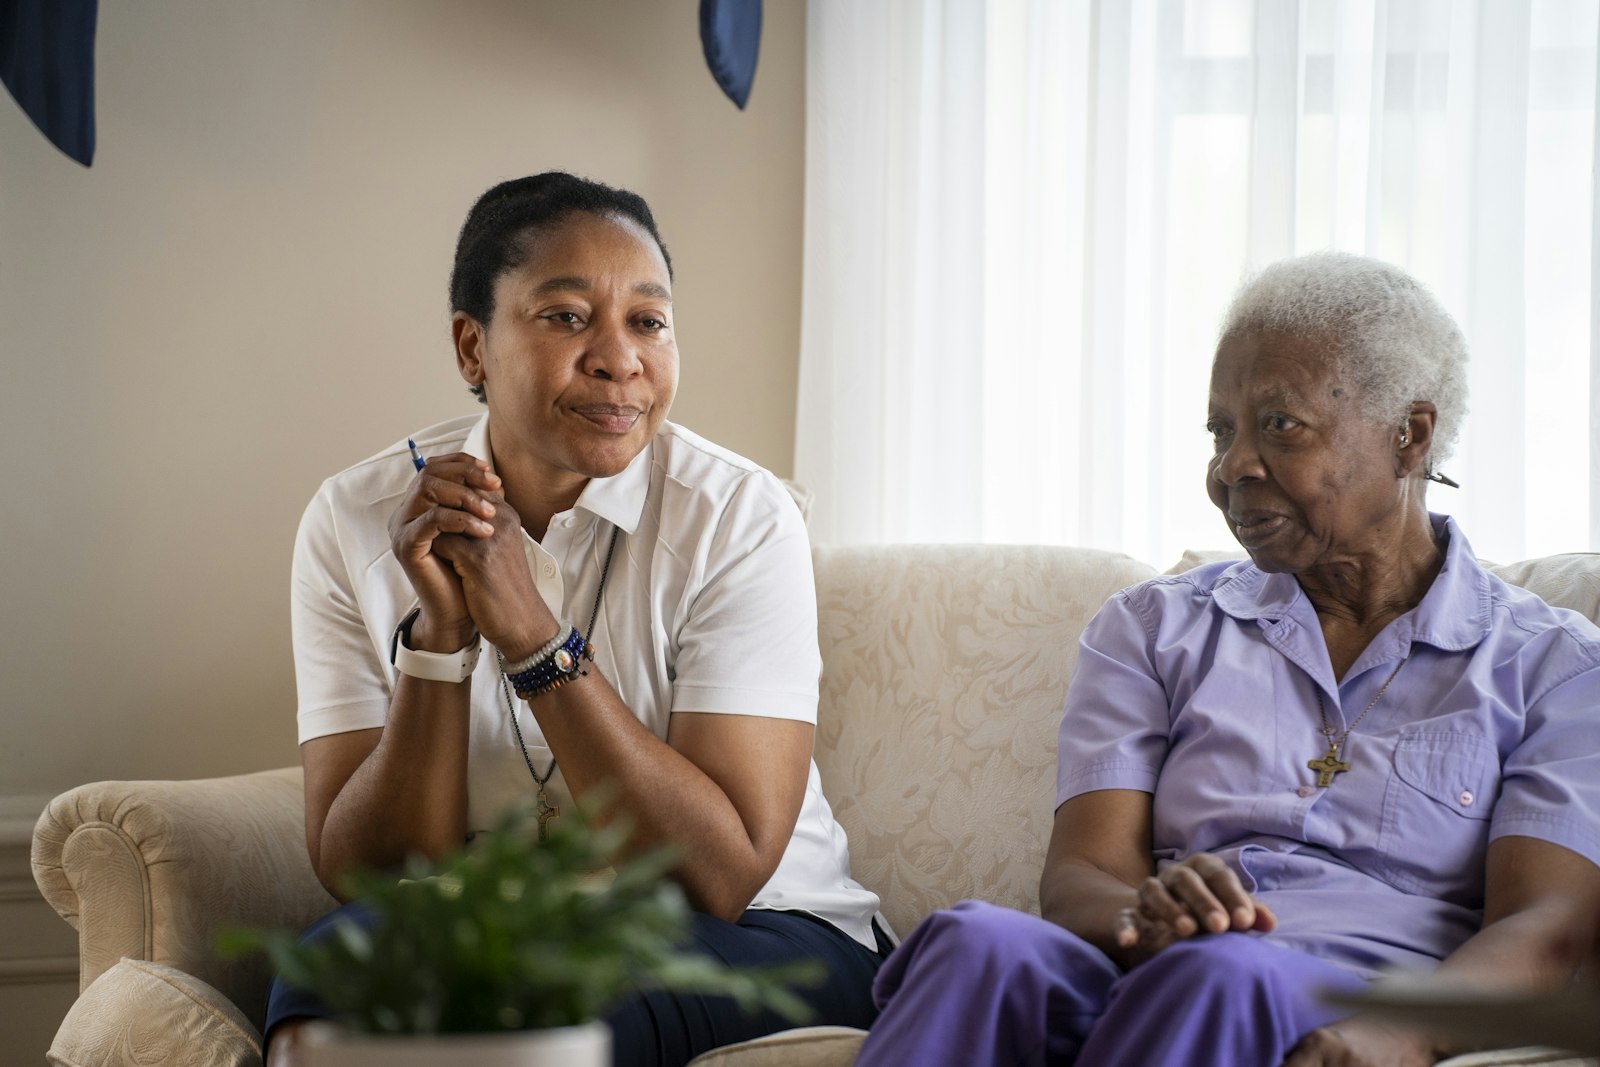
left=495, top=524, right=620, bottom=839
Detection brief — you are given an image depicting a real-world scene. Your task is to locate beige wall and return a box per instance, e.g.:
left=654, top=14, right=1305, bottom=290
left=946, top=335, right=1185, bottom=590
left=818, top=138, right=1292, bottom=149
left=0, top=0, right=806, bottom=801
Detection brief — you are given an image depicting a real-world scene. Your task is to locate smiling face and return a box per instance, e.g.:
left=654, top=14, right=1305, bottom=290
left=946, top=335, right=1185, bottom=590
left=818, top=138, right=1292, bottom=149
left=454, top=211, right=679, bottom=485
left=1205, top=330, right=1410, bottom=573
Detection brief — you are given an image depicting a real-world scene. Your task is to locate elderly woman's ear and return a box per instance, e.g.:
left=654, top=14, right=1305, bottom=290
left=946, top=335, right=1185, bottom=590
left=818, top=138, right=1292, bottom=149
left=1396, top=402, right=1437, bottom=479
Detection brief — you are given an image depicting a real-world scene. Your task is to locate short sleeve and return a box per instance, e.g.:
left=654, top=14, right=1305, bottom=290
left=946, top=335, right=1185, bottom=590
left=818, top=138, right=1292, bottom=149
left=1056, top=590, right=1172, bottom=806
left=1489, top=661, right=1600, bottom=867
left=670, top=472, right=821, bottom=722
left=291, top=484, right=393, bottom=742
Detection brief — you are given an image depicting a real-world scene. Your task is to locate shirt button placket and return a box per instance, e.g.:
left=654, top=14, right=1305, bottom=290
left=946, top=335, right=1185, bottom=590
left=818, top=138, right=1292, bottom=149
left=526, top=536, right=565, bottom=616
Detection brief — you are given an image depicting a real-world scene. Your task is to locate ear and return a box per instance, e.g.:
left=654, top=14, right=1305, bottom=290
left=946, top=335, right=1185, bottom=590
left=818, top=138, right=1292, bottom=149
left=453, top=312, right=488, bottom=389
left=1395, top=402, right=1437, bottom=479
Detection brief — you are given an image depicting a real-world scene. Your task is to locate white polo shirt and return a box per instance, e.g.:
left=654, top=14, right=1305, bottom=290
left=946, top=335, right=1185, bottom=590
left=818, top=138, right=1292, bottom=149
left=291, top=413, right=882, bottom=949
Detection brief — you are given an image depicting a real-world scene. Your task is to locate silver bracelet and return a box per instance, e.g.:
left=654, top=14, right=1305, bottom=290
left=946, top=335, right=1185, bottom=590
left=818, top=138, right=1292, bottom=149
left=500, top=621, right=574, bottom=675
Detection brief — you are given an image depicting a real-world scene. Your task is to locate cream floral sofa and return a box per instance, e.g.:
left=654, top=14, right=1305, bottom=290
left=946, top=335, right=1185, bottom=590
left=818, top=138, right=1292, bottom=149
left=32, top=544, right=1600, bottom=1066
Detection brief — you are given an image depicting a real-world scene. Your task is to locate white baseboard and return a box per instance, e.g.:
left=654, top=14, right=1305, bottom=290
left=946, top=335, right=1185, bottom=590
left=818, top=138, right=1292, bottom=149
left=0, top=956, right=77, bottom=986
left=0, top=791, right=78, bottom=986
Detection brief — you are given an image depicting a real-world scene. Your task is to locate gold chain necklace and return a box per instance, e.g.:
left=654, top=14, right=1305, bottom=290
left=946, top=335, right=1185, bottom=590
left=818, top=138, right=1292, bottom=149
left=1308, top=656, right=1407, bottom=788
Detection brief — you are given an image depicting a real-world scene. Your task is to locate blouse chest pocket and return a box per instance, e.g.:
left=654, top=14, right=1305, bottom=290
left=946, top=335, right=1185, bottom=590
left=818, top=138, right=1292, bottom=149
left=1377, top=731, right=1500, bottom=901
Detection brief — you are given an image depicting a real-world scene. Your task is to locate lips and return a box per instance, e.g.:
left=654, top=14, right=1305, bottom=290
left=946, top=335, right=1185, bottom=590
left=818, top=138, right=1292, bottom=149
left=1230, top=510, right=1289, bottom=546
left=572, top=403, right=643, bottom=433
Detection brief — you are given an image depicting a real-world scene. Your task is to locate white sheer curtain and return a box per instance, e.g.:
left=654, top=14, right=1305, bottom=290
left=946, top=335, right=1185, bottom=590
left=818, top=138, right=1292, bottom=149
left=797, top=0, right=1598, bottom=566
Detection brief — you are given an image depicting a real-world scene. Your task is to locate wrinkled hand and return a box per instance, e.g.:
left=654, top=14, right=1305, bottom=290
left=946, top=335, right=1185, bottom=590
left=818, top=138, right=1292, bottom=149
left=1282, top=1018, right=1435, bottom=1067
left=1114, top=852, right=1276, bottom=965
left=427, top=481, right=558, bottom=661
left=388, top=452, right=501, bottom=644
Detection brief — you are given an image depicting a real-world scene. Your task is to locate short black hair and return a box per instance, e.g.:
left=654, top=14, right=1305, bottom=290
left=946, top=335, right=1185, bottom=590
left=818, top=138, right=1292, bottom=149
left=450, top=172, right=673, bottom=402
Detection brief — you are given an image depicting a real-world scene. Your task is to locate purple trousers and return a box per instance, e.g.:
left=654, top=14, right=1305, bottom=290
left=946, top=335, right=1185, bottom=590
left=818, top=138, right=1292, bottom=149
left=855, top=900, right=1365, bottom=1067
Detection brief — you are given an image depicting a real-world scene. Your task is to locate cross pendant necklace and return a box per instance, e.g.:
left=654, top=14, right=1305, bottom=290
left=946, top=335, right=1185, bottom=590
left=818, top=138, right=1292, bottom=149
left=533, top=785, right=560, bottom=841
left=497, top=526, right=620, bottom=841
left=499, top=666, right=562, bottom=841
left=1308, top=656, right=1407, bottom=788
left=1307, top=746, right=1351, bottom=788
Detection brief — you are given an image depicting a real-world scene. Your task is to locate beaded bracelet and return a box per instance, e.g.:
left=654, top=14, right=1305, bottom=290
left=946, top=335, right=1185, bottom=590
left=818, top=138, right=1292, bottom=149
left=505, top=627, right=593, bottom=700
left=500, top=621, right=575, bottom=676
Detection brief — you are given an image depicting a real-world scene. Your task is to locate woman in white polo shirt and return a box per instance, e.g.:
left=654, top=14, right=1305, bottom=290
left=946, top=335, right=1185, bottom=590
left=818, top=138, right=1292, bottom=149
left=266, top=173, right=887, bottom=1067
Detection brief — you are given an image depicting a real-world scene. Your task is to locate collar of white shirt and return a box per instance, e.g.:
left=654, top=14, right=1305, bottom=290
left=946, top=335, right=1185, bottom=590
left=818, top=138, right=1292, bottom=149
left=462, top=413, right=650, bottom=535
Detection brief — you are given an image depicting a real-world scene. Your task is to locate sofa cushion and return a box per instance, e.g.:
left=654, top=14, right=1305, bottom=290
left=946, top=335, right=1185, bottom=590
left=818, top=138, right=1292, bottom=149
left=1485, top=553, right=1600, bottom=619
left=48, top=958, right=262, bottom=1067
left=686, top=1025, right=867, bottom=1066
left=812, top=544, right=1159, bottom=936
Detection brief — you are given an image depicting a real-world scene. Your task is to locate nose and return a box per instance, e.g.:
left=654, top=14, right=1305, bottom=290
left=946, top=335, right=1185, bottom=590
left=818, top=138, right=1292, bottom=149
left=583, top=320, right=644, bottom=381
left=1212, top=429, right=1264, bottom=486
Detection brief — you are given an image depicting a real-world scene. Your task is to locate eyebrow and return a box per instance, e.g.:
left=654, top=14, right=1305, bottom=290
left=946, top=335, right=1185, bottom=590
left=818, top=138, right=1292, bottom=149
left=531, top=276, right=672, bottom=301
left=1207, top=387, right=1312, bottom=420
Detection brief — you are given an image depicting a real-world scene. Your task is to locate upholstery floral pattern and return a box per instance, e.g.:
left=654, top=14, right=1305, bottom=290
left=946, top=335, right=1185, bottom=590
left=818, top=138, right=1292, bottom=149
left=811, top=544, right=1157, bottom=937
left=47, top=958, right=262, bottom=1067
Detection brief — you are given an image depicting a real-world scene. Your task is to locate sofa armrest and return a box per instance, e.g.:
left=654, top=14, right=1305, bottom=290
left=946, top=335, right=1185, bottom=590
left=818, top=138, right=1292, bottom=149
left=31, top=766, right=335, bottom=1030
left=49, top=958, right=263, bottom=1067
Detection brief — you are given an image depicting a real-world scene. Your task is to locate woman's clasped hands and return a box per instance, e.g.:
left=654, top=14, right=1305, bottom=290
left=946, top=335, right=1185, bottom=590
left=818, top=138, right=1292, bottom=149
left=386, top=452, right=550, bottom=659
left=1114, top=852, right=1276, bottom=965
left=1110, top=855, right=1434, bottom=1067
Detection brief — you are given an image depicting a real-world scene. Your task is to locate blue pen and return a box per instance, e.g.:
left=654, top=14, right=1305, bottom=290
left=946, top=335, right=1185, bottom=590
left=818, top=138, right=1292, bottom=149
left=407, top=437, right=426, bottom=472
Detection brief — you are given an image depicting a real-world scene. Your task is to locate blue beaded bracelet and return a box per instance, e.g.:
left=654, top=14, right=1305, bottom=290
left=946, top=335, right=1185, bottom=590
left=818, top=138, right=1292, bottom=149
left=500, top=621, right=575, bottom=676
left=505, top=626, right=592, bottom=699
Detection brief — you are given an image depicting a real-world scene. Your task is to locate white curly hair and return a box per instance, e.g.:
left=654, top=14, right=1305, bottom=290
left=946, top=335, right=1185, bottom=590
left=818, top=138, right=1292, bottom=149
left=1218, top=251, right=1470, bottom=468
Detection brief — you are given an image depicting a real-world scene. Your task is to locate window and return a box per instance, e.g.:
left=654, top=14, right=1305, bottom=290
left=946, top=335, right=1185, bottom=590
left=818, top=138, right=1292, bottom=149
left=799, top=0, right=1599, bottom=565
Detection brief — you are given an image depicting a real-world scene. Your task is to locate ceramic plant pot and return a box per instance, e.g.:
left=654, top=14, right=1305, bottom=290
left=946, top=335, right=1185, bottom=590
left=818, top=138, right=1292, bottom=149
left=301, top=1020, right=611, bottom=1067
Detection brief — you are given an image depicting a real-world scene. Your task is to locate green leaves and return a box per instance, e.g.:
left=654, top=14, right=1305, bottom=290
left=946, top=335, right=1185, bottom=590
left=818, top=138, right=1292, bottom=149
left=218, top=806, right=820, bottom=1034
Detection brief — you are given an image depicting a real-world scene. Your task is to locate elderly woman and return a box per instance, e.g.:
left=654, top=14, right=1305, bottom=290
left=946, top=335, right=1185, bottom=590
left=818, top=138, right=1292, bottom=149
left=265, top=173, right=886, bottom=1066
left=854, top=253, right=1600, bottom=1067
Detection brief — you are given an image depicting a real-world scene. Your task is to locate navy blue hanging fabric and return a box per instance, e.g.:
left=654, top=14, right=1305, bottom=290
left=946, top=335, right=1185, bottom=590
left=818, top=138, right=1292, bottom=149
left=0, top=0, right=98, bottom=166
left=699, top=0, right=762, bottom=109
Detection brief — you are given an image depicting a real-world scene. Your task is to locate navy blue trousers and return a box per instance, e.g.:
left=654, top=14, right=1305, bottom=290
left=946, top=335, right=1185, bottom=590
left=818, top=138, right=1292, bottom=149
left=265, top=902, right=888, bottom=1067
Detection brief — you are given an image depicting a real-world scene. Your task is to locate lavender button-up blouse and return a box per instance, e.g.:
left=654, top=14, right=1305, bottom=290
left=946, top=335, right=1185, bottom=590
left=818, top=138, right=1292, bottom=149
left=1057, top=515, right=1600, bottom=977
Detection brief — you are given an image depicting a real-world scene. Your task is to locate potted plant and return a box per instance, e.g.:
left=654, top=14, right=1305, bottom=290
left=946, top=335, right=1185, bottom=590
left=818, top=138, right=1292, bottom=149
left=222, top=806, right=815, bottom=1066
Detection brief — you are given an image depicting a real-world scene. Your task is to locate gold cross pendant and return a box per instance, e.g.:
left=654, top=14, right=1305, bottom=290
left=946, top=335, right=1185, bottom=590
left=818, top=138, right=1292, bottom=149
left=535, top=787, right=560, bottom=842
left=1307, top=745, right=1351, bottom=788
